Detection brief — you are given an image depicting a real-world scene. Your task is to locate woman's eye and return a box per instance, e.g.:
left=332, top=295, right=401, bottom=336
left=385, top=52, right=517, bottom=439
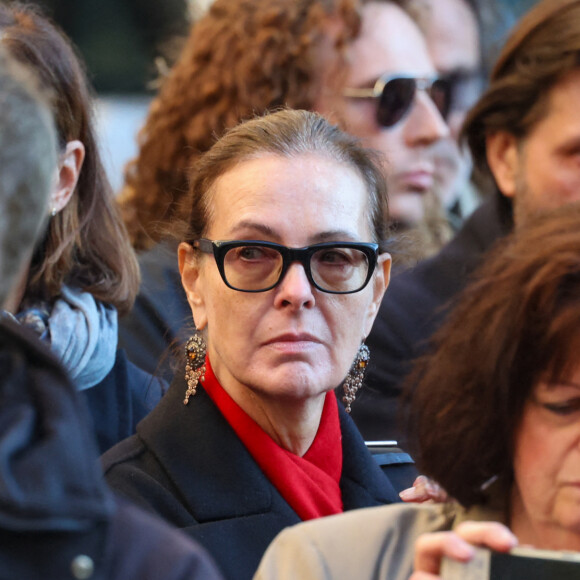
left=542, top=399, right=580, bottom=416
left=317, top=250, right=351, bottom=264
left=237, top=247, right=267, bottom=261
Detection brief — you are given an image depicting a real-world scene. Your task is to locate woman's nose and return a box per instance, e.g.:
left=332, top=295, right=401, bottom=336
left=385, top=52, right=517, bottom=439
left=273, top=262, right=316, bottom=309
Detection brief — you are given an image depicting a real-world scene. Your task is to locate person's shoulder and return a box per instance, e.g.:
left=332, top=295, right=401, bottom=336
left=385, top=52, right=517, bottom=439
left=255, top=503, right=453, bottom=580
left=102, top=432, right=195, bottom=525
left=106, top=496, right=223, bottom=580
left=101, top=433, right=148, bottom=483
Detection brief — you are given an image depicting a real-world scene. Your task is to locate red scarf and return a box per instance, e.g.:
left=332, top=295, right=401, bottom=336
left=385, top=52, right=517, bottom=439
left=203, top=358, right=343, bottom=521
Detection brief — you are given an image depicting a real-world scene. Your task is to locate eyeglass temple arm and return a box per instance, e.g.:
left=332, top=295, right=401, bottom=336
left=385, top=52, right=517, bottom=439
left=342, top=87, right=380, bottom=98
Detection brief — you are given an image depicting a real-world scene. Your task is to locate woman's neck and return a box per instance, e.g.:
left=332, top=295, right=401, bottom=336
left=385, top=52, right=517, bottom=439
left=208, top=366, right=326, bottom=456
left=231, top=385, right=326, bottom=456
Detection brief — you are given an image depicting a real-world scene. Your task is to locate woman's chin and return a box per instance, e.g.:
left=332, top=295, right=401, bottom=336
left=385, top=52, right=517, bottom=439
left=249, top=362, right=336, bottom=401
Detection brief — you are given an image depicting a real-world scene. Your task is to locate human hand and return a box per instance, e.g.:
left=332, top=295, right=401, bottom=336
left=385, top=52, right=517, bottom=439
left=399, top=475, right=449, bottom=503
left=409, top=521, right=518, bottom=580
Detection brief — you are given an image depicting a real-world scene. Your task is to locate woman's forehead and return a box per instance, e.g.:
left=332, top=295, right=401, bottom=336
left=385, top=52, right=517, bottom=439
left=206, top=153, right=371, bottom=239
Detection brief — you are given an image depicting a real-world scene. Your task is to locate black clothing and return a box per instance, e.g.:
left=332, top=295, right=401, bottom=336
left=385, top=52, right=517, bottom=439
left=0, top=319, right=222, bottom=580
left=350, top=197, right=512, bottom=442
left=83, top=348, right=166, bottom=454
left=103, top=373, right=409, bottom=580
left=118, top=238, right=189, bottom=378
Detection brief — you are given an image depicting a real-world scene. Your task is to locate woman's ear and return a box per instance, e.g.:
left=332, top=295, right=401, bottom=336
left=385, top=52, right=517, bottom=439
left=178, top=242, right=208, bottom=330
left=486, top=131, right=520, bottom=199
left=50, top=140, right=85, bottom=214
left=362, top=252, right=391, bottom=337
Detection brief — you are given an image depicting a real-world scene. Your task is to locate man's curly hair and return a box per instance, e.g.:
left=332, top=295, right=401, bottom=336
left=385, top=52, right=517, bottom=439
left=120, top=0, right=363, bottom=251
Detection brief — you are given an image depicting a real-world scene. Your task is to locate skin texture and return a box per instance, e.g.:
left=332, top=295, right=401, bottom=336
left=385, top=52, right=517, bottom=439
left=327, top=2, right=450, bottom=226
left=179, top=153, right=390, bottom=456
left=511, top=367, right=580, bottom=551
left=420, top=0, right=481, bottom=208
left=487, top=68, right=580, bottom=228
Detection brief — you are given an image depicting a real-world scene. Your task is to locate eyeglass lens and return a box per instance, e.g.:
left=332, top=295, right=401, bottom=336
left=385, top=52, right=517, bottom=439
left=222, top=244, right=371, bottom=293
left=377, top=78, right=450, bottom=128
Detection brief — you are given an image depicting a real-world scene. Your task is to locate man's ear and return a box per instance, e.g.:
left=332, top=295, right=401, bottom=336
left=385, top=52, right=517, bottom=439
left=486, top=131, right=520, bottom=199
left=178, top=242, right=208, bottom=330
left=50, top=140, right=85, bottom=214
left=362, top=252, right=391, bottom=338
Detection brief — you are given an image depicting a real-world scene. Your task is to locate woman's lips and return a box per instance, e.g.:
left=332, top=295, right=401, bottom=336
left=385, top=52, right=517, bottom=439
left=263, top=333, right=321, bottom=353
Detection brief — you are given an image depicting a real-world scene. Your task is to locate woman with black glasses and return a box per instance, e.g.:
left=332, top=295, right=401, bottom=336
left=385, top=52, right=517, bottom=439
left=103, top=109, right=414, bottom=580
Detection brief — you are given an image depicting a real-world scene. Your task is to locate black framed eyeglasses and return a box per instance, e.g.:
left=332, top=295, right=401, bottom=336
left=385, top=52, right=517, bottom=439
left=343, top=74, right=451, bottom=128
left=193, top=239, right=379, bottom=294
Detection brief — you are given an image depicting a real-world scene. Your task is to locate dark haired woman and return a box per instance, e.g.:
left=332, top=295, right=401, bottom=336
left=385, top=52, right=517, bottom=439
left=0, top=3, right=164, bottom=452
left=103, top=109, right=416, bottom=580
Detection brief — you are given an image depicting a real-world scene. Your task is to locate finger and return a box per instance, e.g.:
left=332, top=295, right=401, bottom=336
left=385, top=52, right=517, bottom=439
left=409, top=572, right=441, bottom=580
left=400, top=476, right=432, bottom=502
left=454, top=521, right=518, bottom=552
left=414, top=531, right=475, bottom=574
left=400, top=475, right=447, bottom=503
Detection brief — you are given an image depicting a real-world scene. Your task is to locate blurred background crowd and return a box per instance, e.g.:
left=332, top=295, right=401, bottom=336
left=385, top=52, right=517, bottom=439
left=26, top=0, right=538, bottom=193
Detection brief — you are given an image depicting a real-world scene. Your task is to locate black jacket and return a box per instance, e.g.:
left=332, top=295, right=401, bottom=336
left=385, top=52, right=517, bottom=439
left=103, top=373, right=405, bottom=580
left=0, top=319, right=222, bottom=580
left=83, top=348, right=166, bottom=454
left=118, top=238, right=190, bottom=378
left=350, top=197, right=512, bottom=442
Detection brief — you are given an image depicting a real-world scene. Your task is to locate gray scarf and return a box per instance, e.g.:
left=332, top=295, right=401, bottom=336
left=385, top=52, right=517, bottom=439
left=16, top=286, right=118, bottom=391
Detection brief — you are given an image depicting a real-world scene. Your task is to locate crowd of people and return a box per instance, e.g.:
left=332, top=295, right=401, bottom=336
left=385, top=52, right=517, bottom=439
left=0, top=0, right=579, bottom=579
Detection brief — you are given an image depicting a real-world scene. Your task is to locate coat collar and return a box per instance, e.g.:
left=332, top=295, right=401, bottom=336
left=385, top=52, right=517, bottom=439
left=137, top=374, right=398, bottom=522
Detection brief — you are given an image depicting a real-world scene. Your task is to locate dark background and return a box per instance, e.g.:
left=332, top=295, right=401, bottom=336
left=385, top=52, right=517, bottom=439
left=11, top=0, right=539, bottom=95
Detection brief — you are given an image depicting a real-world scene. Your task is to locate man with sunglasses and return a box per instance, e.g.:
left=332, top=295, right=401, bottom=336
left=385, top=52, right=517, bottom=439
left=350, top=0, right=580, bottom=445
left=322, top=1, right=453, bottom=245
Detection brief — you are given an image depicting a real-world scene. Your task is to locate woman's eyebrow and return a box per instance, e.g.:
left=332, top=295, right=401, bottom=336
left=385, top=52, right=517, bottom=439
left=545, top=381, right=580, bottom=392
left=228, top=223, right=359, bottom=243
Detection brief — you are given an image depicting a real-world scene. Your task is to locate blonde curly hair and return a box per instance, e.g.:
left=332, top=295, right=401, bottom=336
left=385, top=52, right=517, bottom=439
left=119, top=0, right=363, bottom=251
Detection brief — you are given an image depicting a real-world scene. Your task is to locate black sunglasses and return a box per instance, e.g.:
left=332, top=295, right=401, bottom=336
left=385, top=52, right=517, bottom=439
left=443, top=70, right=485, bottom=115
left=343, top=74, right=451, bottom=128
left=193, top=239, right=380, bottom=294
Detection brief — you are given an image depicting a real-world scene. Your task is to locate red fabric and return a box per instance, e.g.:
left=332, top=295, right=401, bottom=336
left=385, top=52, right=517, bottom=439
left=202, top=357, right=343, bottom=521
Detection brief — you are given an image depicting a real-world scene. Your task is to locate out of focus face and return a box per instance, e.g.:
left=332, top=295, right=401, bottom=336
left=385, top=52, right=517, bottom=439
left=422, top=0, right=481, bottom=140
left=511, top=363, right=580, bottom=550
left=179, top=153, right=390, bottom=410
left=421, top=0, right=482, bottom=208
left=335, top=2, right=451, bottom=226
left=489, top=69, right=580, bottom=228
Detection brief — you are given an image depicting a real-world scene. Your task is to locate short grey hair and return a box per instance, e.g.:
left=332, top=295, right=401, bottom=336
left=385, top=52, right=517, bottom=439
left=0, top=47, right=57, bottom=307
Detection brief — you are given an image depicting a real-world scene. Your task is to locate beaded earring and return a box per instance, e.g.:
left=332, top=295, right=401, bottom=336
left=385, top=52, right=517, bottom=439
left=183, top=334, right=207, bottom=405
left=342, top=344, right=370, bottom=413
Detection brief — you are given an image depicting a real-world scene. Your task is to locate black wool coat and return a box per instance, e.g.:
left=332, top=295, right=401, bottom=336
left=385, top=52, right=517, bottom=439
left=102, top=373, right=402, bottom=580
left=0, top=319, right=222, bottom=580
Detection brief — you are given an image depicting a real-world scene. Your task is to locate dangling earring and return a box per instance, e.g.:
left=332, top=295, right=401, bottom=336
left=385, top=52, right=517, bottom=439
left=183, top=334, right=207, bottom=405
left=342, top=343, right=370, bottom=413
left=51, top=207, right=57, bottom=217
